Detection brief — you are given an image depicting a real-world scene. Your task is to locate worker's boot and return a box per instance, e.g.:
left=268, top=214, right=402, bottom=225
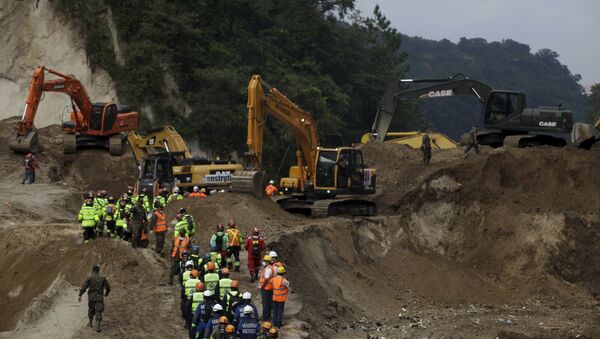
left=95, top=319, right=102, bottom=332
left=88, top=318, right=93, bottom=328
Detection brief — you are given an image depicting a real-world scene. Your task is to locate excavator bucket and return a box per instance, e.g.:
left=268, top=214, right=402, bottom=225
left=571, top=122, right=600, bottom=149
left=231, top=170, right=267, bottom=199
left=9, top=127, right=39, bottom=153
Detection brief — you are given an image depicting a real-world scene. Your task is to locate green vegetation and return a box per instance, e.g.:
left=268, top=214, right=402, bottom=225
left=588, top=84, right=600, bottom=121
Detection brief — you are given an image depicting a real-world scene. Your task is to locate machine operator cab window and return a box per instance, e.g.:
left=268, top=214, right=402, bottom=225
left=336, top=149, right=365, bottom=189
left=315, top=150, right=337, bottom=189
left=485, top=91, right=524, bottom=125
left=141, top=157, right=172, bottom=182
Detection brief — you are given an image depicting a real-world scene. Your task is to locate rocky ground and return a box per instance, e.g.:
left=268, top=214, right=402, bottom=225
left=1, top=117, right=600, bottom=338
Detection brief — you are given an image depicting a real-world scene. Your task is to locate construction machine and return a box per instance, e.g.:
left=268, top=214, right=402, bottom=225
left=360, top=131, right=457, bottom=149
left=370, top=74, right=574, bottom=148
left=9, top=65, right=138, bottom=155
left=571, top=117, right=600, bottom=149
left=127, top=126, right=243, bottom=198
left=232, top=75, right=376, bottom=217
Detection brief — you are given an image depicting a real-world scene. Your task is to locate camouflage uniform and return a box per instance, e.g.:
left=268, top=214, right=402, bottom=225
left=79, top=272, right=111, bottom=331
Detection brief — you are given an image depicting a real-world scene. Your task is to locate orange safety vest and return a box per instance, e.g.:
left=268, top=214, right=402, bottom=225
left=258, top=264, right=274, bottom=290
left=265, top=184, right=278, bottom=197
left=189, top=192, right=207, bottom=198
left=227, top=229, right=242, bottom=246
left=154, top=211, right=167, bottom=233
left=272, top=276, right=288, bottom=302
left=141, top=230, right=147, bottom=241
left=172, top=236, right=190, bottom=258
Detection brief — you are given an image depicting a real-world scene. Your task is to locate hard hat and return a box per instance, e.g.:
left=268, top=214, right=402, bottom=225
left=101, top=190, right=107, bottom=195
left=253, top=227, right=260, bottom=235
left=221, top=268, right=230, bottom=276
left=185, top=260, right=194, bottom=267
left=200, top=188, right=206, bottom=193
left=231, top=280, right=239, bottom=289
left=242, top=292, right=251, bottom=300
left=142, top=188, right=147, bottom=193
left=219, top=315, right=228, bottom=324
left=193, top=186, right=199, bottom=192
left=277, top=266, right=286, bottom=274
left=212, top=304, right=223, bottom=312
left=243, top=305, right=253, bottom=314
left=263, top=255, right=272, bottom=262
left=178, top=208, right=187, bottom=213
left=269, top=251, right=278, bottom=258
left=269, top=180, right=274, bottom=184
left=268, top=328, right=279, bottom=337
left=225, top=324, right=235, bottom=333
left=227, top=220, right=236, bottom=227
left=191, top=269, right=199, bottom=278
left=191, top=245, right=200, bottom=254
left=195, top=281, right=205, bottom=291
left=203, top=290, right=214, bottom=297
left=173, top=186, right=180, bottom=193
left=261, top=321, right=273, bottom=330
left=108, top=196, right=115, bottom=203
left=207, top=262, right=215, bottom=271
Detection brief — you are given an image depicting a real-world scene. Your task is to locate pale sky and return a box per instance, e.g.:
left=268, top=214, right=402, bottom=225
left=355, top=0, right=600, bottom=87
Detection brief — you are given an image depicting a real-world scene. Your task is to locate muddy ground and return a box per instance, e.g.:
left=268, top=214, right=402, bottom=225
left=1, top=117, right=600, bottom=338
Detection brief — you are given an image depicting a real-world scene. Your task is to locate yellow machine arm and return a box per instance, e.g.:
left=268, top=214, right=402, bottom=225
left=246, top=75, right=320, bottom=187
left=127, top=126, right=192, bottom=165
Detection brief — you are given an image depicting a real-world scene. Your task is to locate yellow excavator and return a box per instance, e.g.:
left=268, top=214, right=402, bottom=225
left=232, top=75, right=376, bottom=217
left=360, top=131, right=457, bottom=149
left=127, top=126, right=243, bottom=198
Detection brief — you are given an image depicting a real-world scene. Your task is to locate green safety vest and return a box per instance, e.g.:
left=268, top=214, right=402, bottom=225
left=168, top=194, right=184, bottom=204
left=183, top=214, right=196, bottom=236
left=191, top=291, right=204, bottom=312
left=204, top=273, right=220, bottom=293
left=103, top=203, right=116, bottom=221
left=78, top=206, right=98, bottom=227
left=174, top=220, right=189, bottom=237
left=225, top=290, right=240, bottom=312
left=182, top=270, right=192, bottom=286
left=133, top=194, right=150, bottom=211
left=219, top=278, right=232, bottom=299
left=185, top=278, right=200, bottom=298
left=115, top=206, right=127, bottom=228
left=154, top=196, right=166, bottom=208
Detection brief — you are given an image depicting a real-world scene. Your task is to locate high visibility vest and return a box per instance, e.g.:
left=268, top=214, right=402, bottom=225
left=103, top=203, right=116, bottom=221
left=153, top=211, right=167, bottom=232
left=204, top=261, right=220, bottom=271
left=191, top=291, right=204, bottom=312
left=204, top=272, right=219, bottom=293
left=224, top=290, right=240, bottom=312
left=78, top=206, right=97, bottom=227
left=265, top=184, right=278, bottom=197
left=174, top=220, right=189, bottom=237
left=168, top=194, right=183, bottom=204
left=154, top=196, right=166, bottom=207
left=183, top=214, right=196, bottom=235
left=227, top=229, right=242, bottom=246
left=172, top=237, right=190, bottom=258
left=258, top=265, right=274, bottom=290
left=272, top=276, right=289, bottom=302
left=218, top=278, right=232, bottom=299
left=184, top=278, right=200, bottom=298
left=182, top=270, right=192, bottom=286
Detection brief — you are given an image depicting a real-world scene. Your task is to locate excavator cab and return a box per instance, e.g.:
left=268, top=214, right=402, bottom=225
left=138, top=154, right=174, bottom=199
left=483, top=91, right=525, bottom=127
left=314, top=147, right=376, bottom=196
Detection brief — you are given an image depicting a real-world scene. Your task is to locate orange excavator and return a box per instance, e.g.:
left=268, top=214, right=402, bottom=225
left=9, top=65, right=139, bottom=155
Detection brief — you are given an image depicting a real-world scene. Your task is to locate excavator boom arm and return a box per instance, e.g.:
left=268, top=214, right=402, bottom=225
left=127, top=126, right=192, bottom=165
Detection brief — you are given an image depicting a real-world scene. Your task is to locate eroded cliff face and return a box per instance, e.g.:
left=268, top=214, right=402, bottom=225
left=0, top=0, right=116, bottom=127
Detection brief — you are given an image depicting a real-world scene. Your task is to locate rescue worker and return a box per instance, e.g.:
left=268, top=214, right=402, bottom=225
left=271, top=266, right=290, bottom=328
left=114, top=199, right=129, bottom=239
left=210, top=224, right=228, bottom=267
left=192, top=289, right=217, bottom=339
left=179, top=208, right=197, bottom=236
left=186, top=282, right=205, bottom=338
left=133, top=187, right=150, bottom=211
left=129, top=199, right=148, bottom=248
left=203, top=311, right=228, bottom=339
left=245, top=227, right=265, bottom=282
left=78, top=264, right=110, bottom=332
left=189, top=186, right=207, bottom=198
left=208, top=251, right=223, bottom=270
left=183, top=270, right=201, bottom=329
left=265, top=180, right=278, bottom=197
left=171, top=229, right=191, bottom=284
left=182, top=261, right=195, bottom=289
left=421, top=129, right=432, bottom=164
left=190, top=245, right=203, bottom=270
left=22, top=153, right=39, bottom=184
left=233, top=292, right=259, bottom=326
left=258, top=255, right=274, bottom=321
left=258, top=322, right=273, bottom=339
left=78, top=198, right=99, bottom=243
left=226, top=221, right=242, bottom=271
left=204, top=262, right=220, bottom=295
left=103, top=196, right=117, bottom=238
left=153, top=188, right=167, bottom=207
left=217, top=268, right=233, bottom=299
left=149, top=202, right=168, bottom=254
left=223, top=325, right=237, bottom=339
left=222, top=280, right=241, bottom=319
left=269, top=251, right=283, bottom=274
left=236, top=305, right=260, bottom=338
left=93, top=191, right=108, bottom=236
left=464, top=124, right=480, bottom=159
left=169, top=186, right=184, bottom=203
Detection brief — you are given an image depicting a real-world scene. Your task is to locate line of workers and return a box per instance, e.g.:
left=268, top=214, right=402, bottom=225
left=77, top=185, right=290, bottom=338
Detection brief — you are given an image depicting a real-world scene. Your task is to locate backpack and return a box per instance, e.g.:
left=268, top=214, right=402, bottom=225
left=215, top=233, right=224, bottom=251
left=252, top=239, right=260, bottom=257
left=105, top=205, right=114, bottom=215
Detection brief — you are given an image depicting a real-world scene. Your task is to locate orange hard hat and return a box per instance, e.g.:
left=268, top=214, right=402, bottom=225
left=268, top=327, right=279, bottom=336
left=221, top=268, right=230, bottom=276
left=219, top=315, right=228, bottom=324
left=207, top=262, right=215, bottom=271
left=231, top=280, right=239, bottom=289
left=191, top=269, right=199, bottom=278
left=195, top=281, right=205, bottom=291
left=225, top=324, right=235, bottom=333
left=261, top=321, right=273, bottom=330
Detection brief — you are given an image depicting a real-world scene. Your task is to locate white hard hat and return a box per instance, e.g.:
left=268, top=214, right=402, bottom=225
left=203, top=290, right=214, bottom=297
left=242, top=292, right=252, bottom=300
left=193, top=186, right=199, bottom=192
left=243, top=305, right=254, bottom=314
left=212, top=303, right=223, bottom=312
left=185, top=260, right=193, bottom=267
left=269, top=251, right=278, bottom=258
left=173, top=186, right=180, bottom=193
left=269, top=180, right=275, bottom=184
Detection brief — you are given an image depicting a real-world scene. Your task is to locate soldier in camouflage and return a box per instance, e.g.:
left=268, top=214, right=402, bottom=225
left=79, top=264, right=111, bottom=332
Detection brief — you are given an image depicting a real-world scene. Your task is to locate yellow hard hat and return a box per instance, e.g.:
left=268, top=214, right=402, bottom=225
left=277, top=265, right=286, bottom=274
left=263, top=255, right=272, bottom=262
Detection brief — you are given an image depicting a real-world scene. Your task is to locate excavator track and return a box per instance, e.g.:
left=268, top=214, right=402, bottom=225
left=63, top=133, right=76, bottom=154
left=109, top=134, right=124, bottom=156
left=310, top=198, right=377, bottom=218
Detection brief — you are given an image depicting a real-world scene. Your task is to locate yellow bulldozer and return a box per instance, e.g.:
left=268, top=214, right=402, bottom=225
left=127, top=126, right=245, bottom=198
